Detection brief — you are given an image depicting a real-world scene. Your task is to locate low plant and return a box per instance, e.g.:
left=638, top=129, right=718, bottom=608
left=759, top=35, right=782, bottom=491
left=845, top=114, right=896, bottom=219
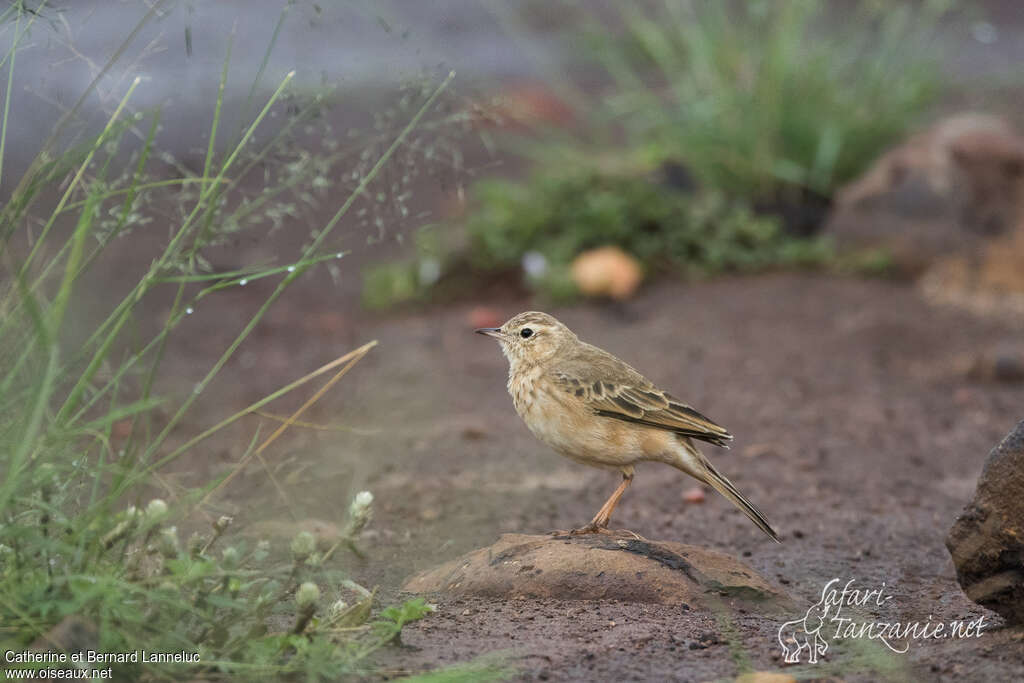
left=466, top=168, right=828, bottom=273
left=362, top=166, right=831, bottom=306
left=0, top=5, right=476, bottom=680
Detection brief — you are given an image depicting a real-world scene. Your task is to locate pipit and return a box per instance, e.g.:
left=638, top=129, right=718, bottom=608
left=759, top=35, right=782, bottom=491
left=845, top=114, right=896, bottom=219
left=476, top=311, right=780, bottom=542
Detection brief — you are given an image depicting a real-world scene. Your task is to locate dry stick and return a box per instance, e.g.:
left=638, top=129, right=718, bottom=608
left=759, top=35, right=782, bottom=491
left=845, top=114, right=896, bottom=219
left=144, top=340, right=376, bottom=493
left=199, top=341, right=377, bottom=509
left=253, top=411, right=378, bottom=435
left=250, top=346, right=376, bottom=519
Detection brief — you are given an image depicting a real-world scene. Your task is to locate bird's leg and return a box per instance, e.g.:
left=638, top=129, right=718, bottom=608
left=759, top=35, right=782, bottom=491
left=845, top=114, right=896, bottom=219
left=571, top=472, right=633, bottom=535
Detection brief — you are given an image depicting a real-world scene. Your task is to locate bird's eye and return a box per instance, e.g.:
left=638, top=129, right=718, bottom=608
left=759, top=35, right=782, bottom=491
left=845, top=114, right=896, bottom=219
left=520, top=328, right=533, bottom=339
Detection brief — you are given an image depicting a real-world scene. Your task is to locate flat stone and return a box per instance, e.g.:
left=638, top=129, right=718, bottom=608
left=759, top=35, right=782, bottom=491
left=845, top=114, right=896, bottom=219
left=403, top=533, right=792, bottom=614
left=946, top=420, right=1024, bottom=623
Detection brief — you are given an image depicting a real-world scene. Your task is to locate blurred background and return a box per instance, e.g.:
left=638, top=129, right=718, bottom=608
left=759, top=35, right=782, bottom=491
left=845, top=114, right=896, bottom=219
left=2, top=1, right=1024, bottom=680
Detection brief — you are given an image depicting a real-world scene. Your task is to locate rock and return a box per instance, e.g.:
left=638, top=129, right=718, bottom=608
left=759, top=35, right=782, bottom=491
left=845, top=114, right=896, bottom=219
left=969, top=227, right=1024, bottom=294
left=403, top=533, right=792, bottom=613
left=946, top=420, right=1024, bottom=623
left=682, top=486, right=706, bottom=504
left=735, top=673, right=797, bottom=683
left=967, top=348, right=1024, bottom=383
left=919, top=270, right=1024, bottom=323
left=570, top=246, right=644, bottom=300
left=919, top=224, right=1024, bottom=318
left=460, top=424, right=487, bottom=440
left=826, top=113, right=1024, bottom=272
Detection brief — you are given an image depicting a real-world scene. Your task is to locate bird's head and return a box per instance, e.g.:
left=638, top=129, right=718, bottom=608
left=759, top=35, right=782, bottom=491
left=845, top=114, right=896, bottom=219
left=475, top=311, right=577, bottom=367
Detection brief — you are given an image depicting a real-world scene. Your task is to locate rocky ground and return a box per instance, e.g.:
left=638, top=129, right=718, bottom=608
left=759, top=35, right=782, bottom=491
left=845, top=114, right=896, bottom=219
left=159, top=270, right=1024, bottom=681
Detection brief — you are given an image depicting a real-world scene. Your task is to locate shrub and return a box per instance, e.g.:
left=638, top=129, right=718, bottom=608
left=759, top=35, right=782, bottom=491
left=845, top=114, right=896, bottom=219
left=362, top=167, right=831, bottom=306
left=465, top=167, right=830, bottom=294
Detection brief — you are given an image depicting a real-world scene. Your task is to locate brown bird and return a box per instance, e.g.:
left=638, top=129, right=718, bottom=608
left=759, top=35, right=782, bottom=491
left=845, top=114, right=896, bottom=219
left=476, top=311, right=779, bottom=542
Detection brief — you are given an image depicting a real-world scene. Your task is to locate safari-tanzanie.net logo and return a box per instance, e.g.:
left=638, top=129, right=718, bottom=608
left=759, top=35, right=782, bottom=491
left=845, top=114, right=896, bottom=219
left=777, top=578, right=986, bottom=664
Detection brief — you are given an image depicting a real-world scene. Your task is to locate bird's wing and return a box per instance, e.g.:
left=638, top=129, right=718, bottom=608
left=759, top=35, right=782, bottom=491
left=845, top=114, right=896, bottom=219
left=550, top=344, right=733, bottom=447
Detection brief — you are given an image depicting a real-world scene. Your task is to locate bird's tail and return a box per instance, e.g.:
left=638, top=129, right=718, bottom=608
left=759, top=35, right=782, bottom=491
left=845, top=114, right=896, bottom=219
left=676, top=441, right=781, bottom=543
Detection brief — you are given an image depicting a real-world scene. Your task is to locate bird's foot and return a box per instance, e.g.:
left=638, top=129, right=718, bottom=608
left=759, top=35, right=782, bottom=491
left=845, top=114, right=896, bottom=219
left=549, top=525, right=645, bottom=540
left=547, top=523, right=609, bottom=536
left=572, top=525, right=646, bottom=540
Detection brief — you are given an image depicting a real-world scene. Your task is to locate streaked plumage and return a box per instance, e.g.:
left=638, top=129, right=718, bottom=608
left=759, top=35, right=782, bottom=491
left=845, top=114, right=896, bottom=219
left=477, top=311, right=779, bottom=542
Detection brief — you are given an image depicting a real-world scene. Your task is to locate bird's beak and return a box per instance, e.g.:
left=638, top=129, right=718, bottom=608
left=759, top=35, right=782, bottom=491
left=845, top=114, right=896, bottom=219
left=474, top=327, right=503, bottom=339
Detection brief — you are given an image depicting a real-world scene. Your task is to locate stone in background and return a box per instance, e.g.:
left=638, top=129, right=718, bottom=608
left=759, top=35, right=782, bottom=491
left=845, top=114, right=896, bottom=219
left=947, top=420, right=1024, bottom=624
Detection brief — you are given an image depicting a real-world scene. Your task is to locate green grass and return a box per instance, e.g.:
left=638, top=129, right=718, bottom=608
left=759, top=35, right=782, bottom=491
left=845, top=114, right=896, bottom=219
left=571, top=0, right=951, bottom=200
left=362, top=164, right=833, bottom=307
left=0, top=6, right=507, bottom=680
left=364, top=0, right=947, bottom=306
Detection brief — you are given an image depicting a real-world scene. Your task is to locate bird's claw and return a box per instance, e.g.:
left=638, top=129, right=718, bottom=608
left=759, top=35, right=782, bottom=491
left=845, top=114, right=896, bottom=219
left=547, top=524, right=607, bottom=536
left=566, top=524, right=645, bottom=540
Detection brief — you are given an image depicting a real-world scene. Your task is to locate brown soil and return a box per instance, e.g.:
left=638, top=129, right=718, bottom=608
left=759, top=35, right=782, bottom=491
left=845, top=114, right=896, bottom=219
left=162, top=270, right=1024, bottom=681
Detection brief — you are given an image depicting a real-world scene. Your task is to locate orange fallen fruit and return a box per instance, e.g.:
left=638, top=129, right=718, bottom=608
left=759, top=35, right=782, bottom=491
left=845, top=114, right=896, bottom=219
left=570, top=246, right=643, bottom=300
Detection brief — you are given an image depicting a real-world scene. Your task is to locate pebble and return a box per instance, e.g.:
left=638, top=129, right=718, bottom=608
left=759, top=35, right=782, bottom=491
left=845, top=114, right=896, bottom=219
left=683, top=487, right=706, bottom=504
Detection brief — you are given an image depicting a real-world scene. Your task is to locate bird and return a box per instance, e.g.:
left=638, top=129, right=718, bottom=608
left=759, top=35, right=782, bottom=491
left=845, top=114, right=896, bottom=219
left=476, top=311, right=780, bottom=542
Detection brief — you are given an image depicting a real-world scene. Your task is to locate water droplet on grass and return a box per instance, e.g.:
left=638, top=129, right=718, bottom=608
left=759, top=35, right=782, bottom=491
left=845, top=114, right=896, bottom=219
left=239, top=279, right=248, bottom=286
left=185, top=307, right=194, bottom=315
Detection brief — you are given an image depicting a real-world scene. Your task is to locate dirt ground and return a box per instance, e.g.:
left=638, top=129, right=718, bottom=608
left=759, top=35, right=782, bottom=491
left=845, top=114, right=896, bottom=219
left=12, top=4, right=1024, bottom=680
left=155, top=268, right=1024, bottom=682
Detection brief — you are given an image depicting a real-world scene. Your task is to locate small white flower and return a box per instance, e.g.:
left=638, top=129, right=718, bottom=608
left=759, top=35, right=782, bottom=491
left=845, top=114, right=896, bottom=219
left=329, top=599, right=349, bottom=618
left=145, top=499, right=169, bottom=523
left=291, top=531, right=317, bottom=561
left=296, top=582, right=320, bottom=608
left=346, top=491, right=374, bottom=538
left=157, top=526, right=180, bottom=558
left=349, top=491, right=374, bottom=519
left=221, top=546, right=239, bottom=569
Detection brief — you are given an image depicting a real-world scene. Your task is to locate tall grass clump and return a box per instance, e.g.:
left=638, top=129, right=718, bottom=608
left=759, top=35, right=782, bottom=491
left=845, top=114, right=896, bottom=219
left=582, top=0, right=952, bottom=199
left=0, top=5, right=465, bottom=679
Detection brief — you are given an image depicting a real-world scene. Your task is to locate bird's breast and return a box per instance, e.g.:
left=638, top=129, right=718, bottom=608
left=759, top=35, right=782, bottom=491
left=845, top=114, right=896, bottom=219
left=507, top=365, right=544, bottom=417
left=506, top=365, right=655, bottom=468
